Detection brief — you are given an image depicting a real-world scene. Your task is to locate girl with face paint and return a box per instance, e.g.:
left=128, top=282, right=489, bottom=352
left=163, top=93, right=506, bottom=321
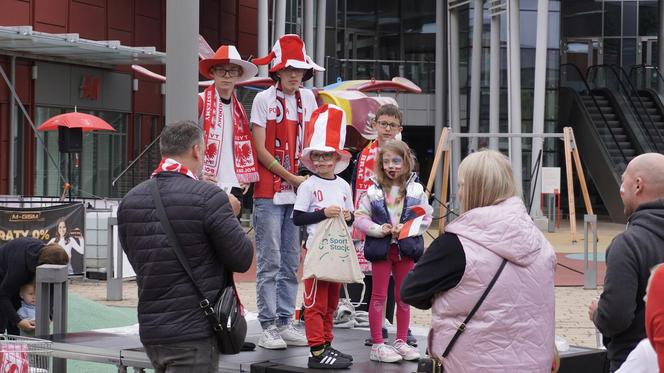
left=353, top=140, right=432, bottom=363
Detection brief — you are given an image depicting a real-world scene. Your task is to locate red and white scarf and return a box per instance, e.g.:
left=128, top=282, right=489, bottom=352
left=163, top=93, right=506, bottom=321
left=271, top=83, right=303, bottom=199
left=352, top=141, right=378, bottom=240
left=201, top=85, right=259, bottom=183
left=151, top=158, right=198, bottom=179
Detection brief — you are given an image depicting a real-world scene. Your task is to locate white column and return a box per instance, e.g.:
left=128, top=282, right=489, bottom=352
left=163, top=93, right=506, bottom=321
left=531, top=0, right=549, bottom=216
left=274, top=0, right=287, bottom=41
left=489, top=5, right=500, bottom=150
left=165, top=0, right=199, bottom=124
left=659, top=2, right=664, bottom=73
left=258, top=0, right=269, bottom=77
left=435, top=0, right=447, bottom=205
left=449, top=5, right=461, bottom=209
left=315, top=0, right=327, bottom=87
left=507, top=0, right=522, bottom=194
left=304, top=0, right=315, bottom=88
left=468, top=0, right=483, bottom=152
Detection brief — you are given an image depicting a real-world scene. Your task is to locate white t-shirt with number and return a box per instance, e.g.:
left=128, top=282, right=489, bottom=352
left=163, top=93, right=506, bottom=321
left=294, top=175, right=354, bottom=249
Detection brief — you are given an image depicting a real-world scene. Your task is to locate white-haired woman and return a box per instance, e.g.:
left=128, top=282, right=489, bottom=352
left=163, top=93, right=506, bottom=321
left=401, top=149, right=557, bottom=372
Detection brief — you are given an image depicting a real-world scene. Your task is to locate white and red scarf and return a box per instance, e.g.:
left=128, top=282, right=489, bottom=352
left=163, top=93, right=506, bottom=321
left=151, top=158, right=198, bottom=179
left=352, top=141, right=378, bottom=240
left=271, top=83, right=303, bottom=203
left=201, top=85, right=259, bottom=183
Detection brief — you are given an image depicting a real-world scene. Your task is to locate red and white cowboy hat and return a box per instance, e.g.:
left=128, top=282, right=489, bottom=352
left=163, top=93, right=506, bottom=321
left=252, top=34, right=324, bottom=81
left=301, top=104, right=352, bottom=174
left=199, top=45, right=258, bottom=81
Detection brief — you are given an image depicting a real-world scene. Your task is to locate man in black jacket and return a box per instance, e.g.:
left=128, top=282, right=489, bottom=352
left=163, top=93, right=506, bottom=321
left=0, top=238, right=68, bottom=334
left=118, top=120, right=253, bottom=372
left=588, top=152, right=664, bottom=372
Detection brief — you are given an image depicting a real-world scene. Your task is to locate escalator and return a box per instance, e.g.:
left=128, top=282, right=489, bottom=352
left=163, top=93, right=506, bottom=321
left=559, top=64, right=639, bottom=223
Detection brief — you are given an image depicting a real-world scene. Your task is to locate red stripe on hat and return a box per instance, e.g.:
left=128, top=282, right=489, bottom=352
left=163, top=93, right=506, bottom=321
left=325, top=106, right=343, bottom=149
left=281, top=35, right=306, bottom=64
left=218, top=45, right=230, bottom=59
left=304, top=105, right=325, bottom=149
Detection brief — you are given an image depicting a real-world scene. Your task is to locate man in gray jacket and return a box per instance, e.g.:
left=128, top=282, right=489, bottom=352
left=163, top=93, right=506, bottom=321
left=118, top=121, right=253, bottom=372
left=588, top=153, right=664, bottom=372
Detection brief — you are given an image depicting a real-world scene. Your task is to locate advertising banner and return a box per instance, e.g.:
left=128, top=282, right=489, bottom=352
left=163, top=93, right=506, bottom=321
left=0, top=203, right=85, bottom=275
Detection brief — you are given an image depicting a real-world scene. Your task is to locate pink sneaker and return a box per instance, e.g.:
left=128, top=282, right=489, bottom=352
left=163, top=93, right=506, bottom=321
left=370, top=343, right=403, bottom=363
left=394, top=339, right=421, bottom=361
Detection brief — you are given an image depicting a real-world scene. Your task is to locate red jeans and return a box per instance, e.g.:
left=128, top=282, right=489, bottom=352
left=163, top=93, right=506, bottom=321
left=369, top=245, right=414, bottom=344
left=303, top=278, right=341, bottom=347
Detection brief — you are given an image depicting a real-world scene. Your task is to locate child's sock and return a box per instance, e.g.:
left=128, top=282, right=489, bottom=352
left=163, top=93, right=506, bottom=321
left=311, top=344, right=326, bottom=357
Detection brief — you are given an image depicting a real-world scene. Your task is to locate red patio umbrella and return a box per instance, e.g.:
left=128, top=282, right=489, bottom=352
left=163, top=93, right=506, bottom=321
left=37, top=112, right=115, bottom=132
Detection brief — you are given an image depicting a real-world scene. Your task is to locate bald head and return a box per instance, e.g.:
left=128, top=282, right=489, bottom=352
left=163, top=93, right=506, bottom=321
left=621, top=153, right=664, bottom=217
left=626, top=153, right=664, bottom=197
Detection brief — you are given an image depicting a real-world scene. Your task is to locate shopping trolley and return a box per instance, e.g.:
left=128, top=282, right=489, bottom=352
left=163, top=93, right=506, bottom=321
left=0, top=334, right=51, bottom=372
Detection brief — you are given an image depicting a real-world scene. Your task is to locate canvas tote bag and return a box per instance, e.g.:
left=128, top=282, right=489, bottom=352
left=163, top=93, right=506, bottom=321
left=302, top=215, right=365, bottom=284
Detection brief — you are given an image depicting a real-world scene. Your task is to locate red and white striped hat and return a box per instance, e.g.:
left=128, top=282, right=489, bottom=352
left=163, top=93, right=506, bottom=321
left=252, top=34, right=324, bottom=81
left=199, top=45, right=258, bottom=81
left=301, top=104, right=352, bottom=174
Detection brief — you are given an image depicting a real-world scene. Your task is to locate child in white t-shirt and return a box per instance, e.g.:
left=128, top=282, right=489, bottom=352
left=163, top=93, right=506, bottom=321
left=292, top=104, right=355, bottom=369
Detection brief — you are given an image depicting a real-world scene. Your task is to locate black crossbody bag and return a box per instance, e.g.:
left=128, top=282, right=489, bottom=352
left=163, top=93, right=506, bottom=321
left=151, top=179, right=247, bottom=354
left=417, top=259, right=508, bottom=373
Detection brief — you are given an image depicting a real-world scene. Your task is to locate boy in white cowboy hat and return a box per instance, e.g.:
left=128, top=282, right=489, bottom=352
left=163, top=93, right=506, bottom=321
left=292, top=104, right=354, bottom=369
left=249, top=34, right=324, bottom=349
left=198, top=45, right=260, bottom=215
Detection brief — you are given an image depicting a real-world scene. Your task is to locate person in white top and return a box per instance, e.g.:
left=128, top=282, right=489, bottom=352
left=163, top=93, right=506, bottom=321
left=198, top=45, right=260, bottom=216
left=48, top=218, right=84, bottom=274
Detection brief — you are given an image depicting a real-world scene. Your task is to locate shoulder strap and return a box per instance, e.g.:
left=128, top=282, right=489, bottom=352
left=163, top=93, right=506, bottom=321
left=442, top=258, right=508, bottom=358
left=150, top=179, right=220, bottom=311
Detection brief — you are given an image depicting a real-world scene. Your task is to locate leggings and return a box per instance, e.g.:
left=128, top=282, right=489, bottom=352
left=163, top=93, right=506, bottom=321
left=369, top=245, right=414, bottom=344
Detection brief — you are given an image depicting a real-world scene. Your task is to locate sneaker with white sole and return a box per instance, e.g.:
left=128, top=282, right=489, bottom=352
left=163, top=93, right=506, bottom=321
left=278, top=322, right=308, bottom=346
left=370, top=343, right=403, bottom=363
left=258, top=325, right=287, bottom=350
left=394, top=339, right=420, bottom=361
left=308, top=347, right=353, bottom=369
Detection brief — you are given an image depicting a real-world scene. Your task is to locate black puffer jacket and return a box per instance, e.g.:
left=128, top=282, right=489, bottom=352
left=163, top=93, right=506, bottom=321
left=118, top=172, right=253, bottom=345
left=594, top=199, right=664, bottom=371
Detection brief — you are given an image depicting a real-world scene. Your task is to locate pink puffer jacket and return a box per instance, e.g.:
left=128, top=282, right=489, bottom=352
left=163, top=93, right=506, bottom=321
left=429, top=197, right=556, bottom=372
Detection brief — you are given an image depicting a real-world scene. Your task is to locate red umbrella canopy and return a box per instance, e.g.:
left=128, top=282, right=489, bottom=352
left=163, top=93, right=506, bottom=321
left=37, top=112, right=115, bottom=132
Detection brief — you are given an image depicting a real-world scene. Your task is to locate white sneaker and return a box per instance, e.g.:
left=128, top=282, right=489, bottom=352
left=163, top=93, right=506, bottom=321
left=278, top=322, right=308, bottom=346
left=394, top=339, right=421, bottom=361
left=370, top=343, right=403, bottom=363
left=258, top=325, right=287, bottom=350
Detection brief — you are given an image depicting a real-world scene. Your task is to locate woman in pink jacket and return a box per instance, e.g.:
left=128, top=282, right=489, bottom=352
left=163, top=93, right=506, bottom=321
left=401, top=149, right=557, bottom=372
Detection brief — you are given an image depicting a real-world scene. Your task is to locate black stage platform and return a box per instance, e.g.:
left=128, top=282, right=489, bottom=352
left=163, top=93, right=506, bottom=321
left=48, top=321, right=608, bottom=373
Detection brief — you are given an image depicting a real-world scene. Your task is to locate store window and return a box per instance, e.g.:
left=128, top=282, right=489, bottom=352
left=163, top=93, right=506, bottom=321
left=33, top=107, right=127, bottom=198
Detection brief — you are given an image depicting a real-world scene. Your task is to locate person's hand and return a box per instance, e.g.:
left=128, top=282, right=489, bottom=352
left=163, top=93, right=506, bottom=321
left=380, top=224, right=393, bottom=236
left=240, top=183, right=251, bottom=195
left=391, top=223, right=404, bottom=238
left=228, top=193, right=241, bottom=216
left=324, top=206, right=342, bottom=218
left=343, top=210, right=352, bottom=221
left=588, top=297, right=599, bottom=322
left=288, top=175, right=307, bottom=188
left=17, top=319, right=35, bottom=331
left=201, top=173, right=218, bottom=186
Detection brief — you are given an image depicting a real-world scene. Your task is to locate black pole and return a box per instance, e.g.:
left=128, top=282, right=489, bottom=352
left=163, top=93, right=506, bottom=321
left=68, top=153, right=72, bottom=202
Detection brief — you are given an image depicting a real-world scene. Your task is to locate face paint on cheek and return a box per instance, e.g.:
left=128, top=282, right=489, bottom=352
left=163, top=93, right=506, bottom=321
left=620, top=183, right=625, bottom=196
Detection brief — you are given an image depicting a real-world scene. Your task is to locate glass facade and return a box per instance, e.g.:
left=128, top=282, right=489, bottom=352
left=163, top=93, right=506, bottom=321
left=34, top=107, right=128, bottom=198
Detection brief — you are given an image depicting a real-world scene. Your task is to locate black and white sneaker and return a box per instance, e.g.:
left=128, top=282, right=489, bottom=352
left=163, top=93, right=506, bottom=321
left=325, top=344, right=354, bottom=361
left=308, top=348, right=353, bottom=369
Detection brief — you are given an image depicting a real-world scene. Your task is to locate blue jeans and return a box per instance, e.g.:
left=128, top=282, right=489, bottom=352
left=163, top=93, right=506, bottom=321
left=253, top=199, right=301, bottom=328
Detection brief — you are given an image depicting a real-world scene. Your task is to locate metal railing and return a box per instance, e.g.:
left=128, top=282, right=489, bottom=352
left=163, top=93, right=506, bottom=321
left=560, top=63, right=628, bottom=163
left=629, top=64, right=664, bottom=97
left=587, top=64, right=664, bottom=153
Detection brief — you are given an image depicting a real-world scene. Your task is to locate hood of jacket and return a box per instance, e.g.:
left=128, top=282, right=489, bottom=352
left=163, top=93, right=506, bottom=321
left=445, top=196, right=541, bottom=267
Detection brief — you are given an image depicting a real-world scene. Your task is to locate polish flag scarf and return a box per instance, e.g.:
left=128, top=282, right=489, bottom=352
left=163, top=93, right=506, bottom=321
left=398, top=205, right=430, bottom=240
left=201, top=85, right=259, bottom=183
left=351, top=141, right=378, bottom=240
left=151, top=158, right=198, bottom=180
